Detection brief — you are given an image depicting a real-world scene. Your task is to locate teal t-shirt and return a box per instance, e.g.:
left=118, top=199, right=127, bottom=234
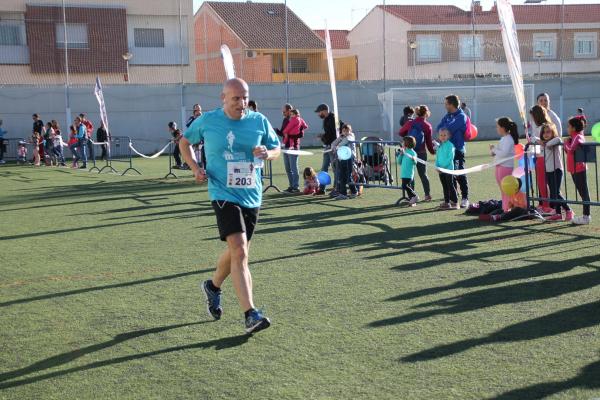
left=397, top=148, right=417, bottom=180
left=435, top=141, right=455, bottom=170
left=184, top=108, right=280, bottom=208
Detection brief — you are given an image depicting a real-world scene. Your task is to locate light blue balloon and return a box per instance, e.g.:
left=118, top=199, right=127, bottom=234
left=317, top=171, right=331, bottom=186
left=337, top=146, right=351, bottom=161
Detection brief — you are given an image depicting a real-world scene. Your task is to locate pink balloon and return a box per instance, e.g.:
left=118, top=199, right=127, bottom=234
left=465, top=124, right=478, bottom=141
left=512, top=166, right=525, bottom=178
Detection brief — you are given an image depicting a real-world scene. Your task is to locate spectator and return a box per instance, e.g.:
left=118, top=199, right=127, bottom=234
left=399, top=105, right=435, bottom=202
left=51, top=122, right=66, bottom=167
left=437, top=94, right=469, bottom=208
left=32, top=114, right=44, bottom=161
left=43, top=122, right=55, bottom=166
left=96, top=121, right=109, bottom=161
left=275, top=103, right=293, bottom=138
left=248, top=100, right=258, bottom=112
left=186, top=104, right=202, bottom=128
left=315, top=103, right=342, bottom=194
left=74, top=116, right=88, bottom=169
left=186, top=104, right=204, bottom=167
left=79, top=113, right=94, bottom=162
left=168, top=121, right=184, bottom=169
left=461, top=102, right=472, bottom=119
left=399, top=106, right=415, bottom=127
left=536, top=93, right=562, bottom=136
left=68, top=125, right=79, bottom=168
left=281, top=109, right=308, bottom=193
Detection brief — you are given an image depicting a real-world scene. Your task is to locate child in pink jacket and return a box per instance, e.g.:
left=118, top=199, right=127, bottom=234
left=563, top=116, right=591, bottom=225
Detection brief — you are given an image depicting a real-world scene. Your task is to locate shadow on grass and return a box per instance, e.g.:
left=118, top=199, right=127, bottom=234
left=369, top=260, right=600, bottom=329
left=400, top=299, right=600, bottom=363
left=0, top=324, right=250, bottom=389
left=0, top=268, right=214, bottom=308
left=490, top=357, right=600, bottom=399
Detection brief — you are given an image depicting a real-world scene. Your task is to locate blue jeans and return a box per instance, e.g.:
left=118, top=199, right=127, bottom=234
left=78, top=138, right=88, bottom=164
left=321, top=150, right=332, bottom=173
left=52, top=146, right=65, bottom=164
left=283, top=152, right=299, bottom=189
left=338, top=157, right=357, bottom=195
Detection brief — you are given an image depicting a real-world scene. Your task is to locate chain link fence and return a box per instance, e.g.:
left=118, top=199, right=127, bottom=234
left=1, top=0, right=599, bottom=150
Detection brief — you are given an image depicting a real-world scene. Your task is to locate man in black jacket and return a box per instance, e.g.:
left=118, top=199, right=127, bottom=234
left=275, top=103, right=293, bottom=138
left=315, top=103, right=341, bottom=194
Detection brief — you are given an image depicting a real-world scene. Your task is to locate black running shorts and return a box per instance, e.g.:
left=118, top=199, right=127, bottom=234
left=211, top=201, right=259, bottom=242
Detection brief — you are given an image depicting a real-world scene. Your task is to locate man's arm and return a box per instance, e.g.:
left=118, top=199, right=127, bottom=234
left=179, top=136, right=206, bottom=184
left=253, top=145, right=280, bottom=161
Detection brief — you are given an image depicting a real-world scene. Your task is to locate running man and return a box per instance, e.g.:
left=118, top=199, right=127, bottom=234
left=179, top=78, right=280, bottom=334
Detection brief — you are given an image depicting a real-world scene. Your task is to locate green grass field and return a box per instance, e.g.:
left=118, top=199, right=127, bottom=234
left=1, top=140, right=599, bottom=400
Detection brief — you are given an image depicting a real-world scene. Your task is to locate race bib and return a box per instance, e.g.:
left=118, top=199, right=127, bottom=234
left=227, top=161, right=257, bottom=189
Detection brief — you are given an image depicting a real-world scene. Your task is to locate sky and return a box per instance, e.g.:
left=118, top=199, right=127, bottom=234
left=193, top=0, right=600, bottom=30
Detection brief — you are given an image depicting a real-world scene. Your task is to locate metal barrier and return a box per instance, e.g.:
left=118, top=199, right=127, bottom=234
left=1, top=138, right=30, bottom=163
left=524, top=141, right=599, bottom=214
left=164, top=141, right=178, bottom=179
left=262, top=160, right=280, bottom=193
left=353, top=138, right=413, bottom=205
left=99, top=136, right=141, bottom=176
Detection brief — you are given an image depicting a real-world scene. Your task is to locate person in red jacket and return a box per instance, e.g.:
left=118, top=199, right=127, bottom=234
left=282, top=109, right=308, bottom=193
left=564, top=116, right=592, bottom=225
left=399, top=105, right=435, bottom=201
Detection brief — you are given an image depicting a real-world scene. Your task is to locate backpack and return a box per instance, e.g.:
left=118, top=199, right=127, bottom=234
left=407, top=121, right=424, bottom=149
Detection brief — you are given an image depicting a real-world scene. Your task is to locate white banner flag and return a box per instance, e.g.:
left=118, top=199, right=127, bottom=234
left=497, top=0, right=528, bottom=136
left=94, top=76, right=110, bottom=138
left=324, top=27, right=340, bottom=135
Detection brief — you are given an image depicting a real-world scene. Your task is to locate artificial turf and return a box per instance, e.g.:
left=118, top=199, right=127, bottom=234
left=0, top=140, right=599, bottom=399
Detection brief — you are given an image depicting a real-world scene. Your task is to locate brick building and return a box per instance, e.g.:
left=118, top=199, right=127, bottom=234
left=0, top=0, right=195, bottom=85
left=349, top=3, right=600, bottom=80
left=194, top=1, right=330, bottom=83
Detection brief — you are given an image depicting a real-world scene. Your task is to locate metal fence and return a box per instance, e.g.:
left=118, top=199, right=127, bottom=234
left=524, top=141, right=600, bottom=215
left=1, top=1, right=600, bottom=149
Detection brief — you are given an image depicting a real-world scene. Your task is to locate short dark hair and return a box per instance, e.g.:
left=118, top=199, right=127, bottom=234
left=403, top=106, right=414, bottom=116
left=284, top=103, right=293, bottom=111
left=32, top=113, right=39, bottom=118
left=568, top=116, right=585, bottom=132
left=248, top=100, right=258, bottom=110
left=79, top=113, right=86, bottom=118
left=445, top=95, right=460, bottom=108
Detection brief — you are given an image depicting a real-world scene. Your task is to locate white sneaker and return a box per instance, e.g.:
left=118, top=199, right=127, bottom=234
left=572, top=215, right=591, bottom=225
left=409, top=195, right=420, bottom=205
left=460, top=198, right=470, bottom=208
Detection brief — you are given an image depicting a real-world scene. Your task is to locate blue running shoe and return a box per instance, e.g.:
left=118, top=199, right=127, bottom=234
left=202, top=280, right=223, bottom=320
left=244, top=309, right=271, bottom=334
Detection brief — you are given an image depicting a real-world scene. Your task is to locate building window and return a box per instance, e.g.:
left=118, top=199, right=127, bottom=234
left=459, top=34, right=483, bottom=60
left=289, top=57, right=308, bottom=73
left=0, top=24, right=23, bottom=46
left=416, top=35, right=441, bottom=62
left=533, top=33, right=556, bottom=59
left=272, top=53, right=284, bottom=73
left=134, top=28, right=165, bottom=48
left=574, top=32, right=597, bottom=58
left=55, top=23, right=88, bottom=49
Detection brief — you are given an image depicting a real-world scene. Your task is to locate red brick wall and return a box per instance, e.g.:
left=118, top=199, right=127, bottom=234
left=195, top=7, right=273, bottom=83
left=25, top=5, right=127, bottom=74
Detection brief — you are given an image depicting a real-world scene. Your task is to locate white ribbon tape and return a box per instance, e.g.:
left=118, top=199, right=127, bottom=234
left=128, top=142, right=171, bottom=159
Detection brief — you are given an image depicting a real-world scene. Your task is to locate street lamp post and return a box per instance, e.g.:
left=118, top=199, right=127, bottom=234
left=409, top=41, right=417, bottom=80
left=535, top=50, right=544, bottom=78
left=122, top=52, right=133, bottom=83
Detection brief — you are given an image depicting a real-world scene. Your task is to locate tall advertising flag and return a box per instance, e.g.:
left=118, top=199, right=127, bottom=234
left=497, top=0, right=528, bottom=137
left=325, top=27, right=340, bottom=135
left=94, top=76, right=109, bottom=138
